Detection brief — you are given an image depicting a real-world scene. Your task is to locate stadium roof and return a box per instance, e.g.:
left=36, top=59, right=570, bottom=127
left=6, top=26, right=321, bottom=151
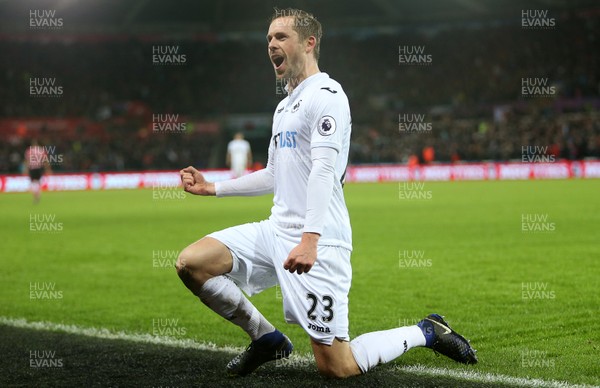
left=1, top=0, right=598, bottom=37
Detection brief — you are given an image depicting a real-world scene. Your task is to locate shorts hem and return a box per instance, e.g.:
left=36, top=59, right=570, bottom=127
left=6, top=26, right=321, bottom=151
left=308, top=334, right=350, bottom=346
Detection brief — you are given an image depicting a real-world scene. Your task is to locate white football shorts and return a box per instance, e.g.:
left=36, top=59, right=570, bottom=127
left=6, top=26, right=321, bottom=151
left=208, top=219, right=352, bottom=345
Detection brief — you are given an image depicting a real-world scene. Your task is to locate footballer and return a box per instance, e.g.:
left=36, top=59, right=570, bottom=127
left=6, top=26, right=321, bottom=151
left=226, top=132, right=252, bottom=178
left=24, top=139, right=51, bottom=204
left=177, top=8, right=477, bottom=378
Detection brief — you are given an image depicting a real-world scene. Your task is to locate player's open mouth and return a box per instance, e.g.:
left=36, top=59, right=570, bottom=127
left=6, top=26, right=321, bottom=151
left=272, top=54, right=285, bottom=70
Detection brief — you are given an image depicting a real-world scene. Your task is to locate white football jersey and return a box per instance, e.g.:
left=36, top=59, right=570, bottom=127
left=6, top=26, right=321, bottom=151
left=268, top=72, right=352, bottom=250
left=227, top=139, right=251, bottom=168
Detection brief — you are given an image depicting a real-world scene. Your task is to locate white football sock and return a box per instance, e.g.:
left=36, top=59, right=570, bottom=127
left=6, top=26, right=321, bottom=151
left=198, top=276, right=275, bottom=341
left=350, top=326, right=426, bottom=373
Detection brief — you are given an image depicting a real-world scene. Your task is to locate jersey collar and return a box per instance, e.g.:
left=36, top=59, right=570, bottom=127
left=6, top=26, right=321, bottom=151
left=284, top=72, right=328, bottom=97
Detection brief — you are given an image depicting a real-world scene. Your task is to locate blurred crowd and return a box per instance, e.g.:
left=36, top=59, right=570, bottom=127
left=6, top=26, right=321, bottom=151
left=1, top=12, right=599, bottom=173
left=350, top=109, right=600, bottom=164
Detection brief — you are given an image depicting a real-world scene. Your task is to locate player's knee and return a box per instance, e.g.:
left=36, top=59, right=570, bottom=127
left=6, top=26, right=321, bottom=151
left=175, top=250, right=186, bottom=272
left=175, top=240, right=223, bottom=284
left=176, top=248, right=208, bottom=293
left=316, top=364, right=351, bottom=379
left=175, top=246, right=201, bottom=279
left=312, top=338, right=361, bottom=379
left=315, top=360, right=356, bottom=379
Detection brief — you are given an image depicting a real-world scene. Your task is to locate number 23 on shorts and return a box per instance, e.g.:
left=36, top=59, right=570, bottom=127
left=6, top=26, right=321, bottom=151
left=306, top=293, right=334, bottom=322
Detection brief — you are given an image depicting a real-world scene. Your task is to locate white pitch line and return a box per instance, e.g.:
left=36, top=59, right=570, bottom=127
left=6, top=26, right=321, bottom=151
left=0, top=316, right=594, bottom=388
left=0, top=316, right=314, bottom=367
left=394, top=365, right=592, bottom=388
left=0, top=316, right=243, bottom=354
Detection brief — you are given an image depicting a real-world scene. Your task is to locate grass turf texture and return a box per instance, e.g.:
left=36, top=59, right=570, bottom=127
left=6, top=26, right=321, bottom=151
left=0, top=180, right=598, bottom=386
left=0, top=325, right=517, bottom=388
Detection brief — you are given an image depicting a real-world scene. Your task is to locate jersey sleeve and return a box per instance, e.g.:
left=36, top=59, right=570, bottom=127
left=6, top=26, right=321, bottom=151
left=214, top=168, right=273, bottom=196
left=307, top=86, right=351, bottom=153
left=302, top=146, right=337, bottom=235
left=215, top=136, right=274, bottom=197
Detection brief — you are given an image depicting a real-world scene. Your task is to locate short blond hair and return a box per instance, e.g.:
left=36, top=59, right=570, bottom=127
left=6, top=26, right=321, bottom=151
left=271, top=8, right=322, bottom=61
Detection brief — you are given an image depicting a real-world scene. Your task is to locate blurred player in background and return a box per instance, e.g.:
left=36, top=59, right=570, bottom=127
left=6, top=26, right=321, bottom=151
left=226, top=132, right=252, bottom=178
left=24, top=139, right=51, bottom=204
left=177, top=8, right=477, bottom=378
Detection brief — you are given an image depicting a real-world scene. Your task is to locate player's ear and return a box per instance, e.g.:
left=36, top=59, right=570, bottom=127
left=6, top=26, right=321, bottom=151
left=306, top=36, right=316, bottom=55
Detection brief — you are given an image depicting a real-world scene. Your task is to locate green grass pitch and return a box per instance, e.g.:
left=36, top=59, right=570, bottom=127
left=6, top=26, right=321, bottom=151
left=1, top=180, right=599, bottom=386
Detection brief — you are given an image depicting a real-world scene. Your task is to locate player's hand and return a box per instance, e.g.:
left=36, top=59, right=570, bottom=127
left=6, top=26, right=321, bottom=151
left=180, top=166, right=215, bottom=196
left=284, top=233, right=319, bottom=275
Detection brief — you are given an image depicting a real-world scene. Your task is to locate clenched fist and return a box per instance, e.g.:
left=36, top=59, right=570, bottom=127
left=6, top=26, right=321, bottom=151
left=179, top=166, right=216, bottom=196
left=284, top=232, right=320, bottom=275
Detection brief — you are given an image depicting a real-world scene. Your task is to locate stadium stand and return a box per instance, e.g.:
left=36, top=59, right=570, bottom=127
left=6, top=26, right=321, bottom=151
left=0, top=11, right=598, bottom=172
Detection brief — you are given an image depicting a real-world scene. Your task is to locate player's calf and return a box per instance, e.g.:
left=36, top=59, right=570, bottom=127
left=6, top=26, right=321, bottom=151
left=175, top=237, right=284, bottom=376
